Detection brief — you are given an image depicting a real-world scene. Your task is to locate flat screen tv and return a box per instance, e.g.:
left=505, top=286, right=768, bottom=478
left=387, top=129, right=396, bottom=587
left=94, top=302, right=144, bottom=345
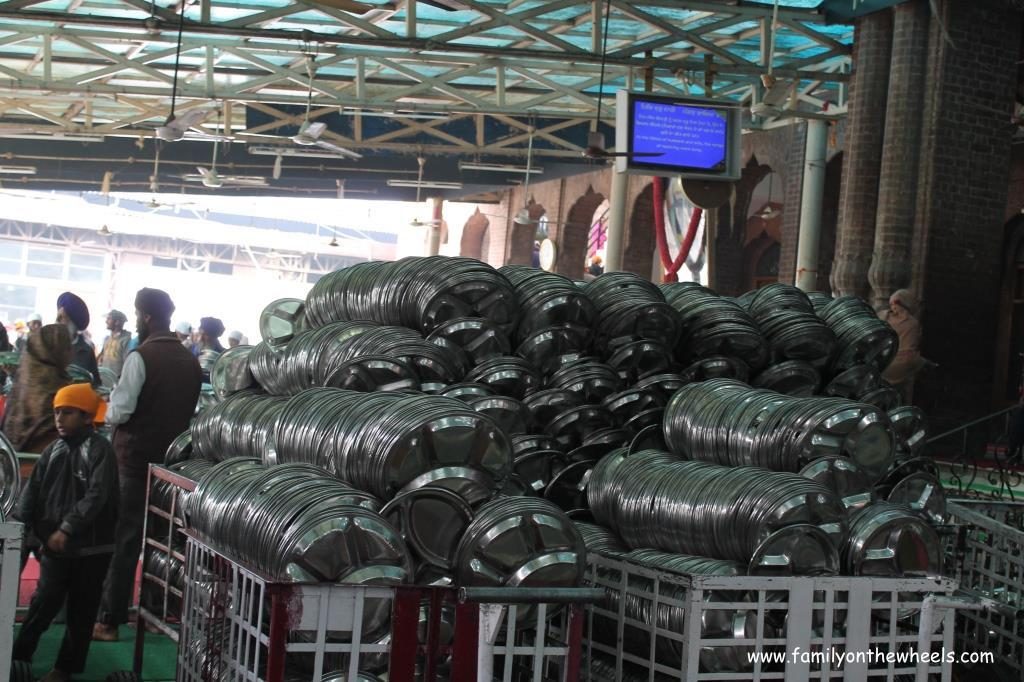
left=615, top=91, right=742, bottom=180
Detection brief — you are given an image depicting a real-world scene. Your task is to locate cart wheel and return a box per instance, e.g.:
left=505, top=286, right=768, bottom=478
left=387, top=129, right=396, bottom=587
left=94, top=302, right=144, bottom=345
left=10, top=660, right=33, bottom=682
left=104, top=671, right=140, bottom=682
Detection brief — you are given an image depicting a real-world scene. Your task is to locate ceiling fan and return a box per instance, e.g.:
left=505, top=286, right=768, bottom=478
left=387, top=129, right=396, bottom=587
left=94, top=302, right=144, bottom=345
left=184, top=121, right=267, bottom=188
left=746, top=0, right=836, bottom=125
left=247, top=56, right=362, bottom=159
left=749, top=0, right=795, bottom=121
left=581, top=0, right=664, bottom=161
left=154, top=2, right=229, bottom=142
left=513, top=128, right=541, bottom=224
left=408, top=157, right=442, bottom=227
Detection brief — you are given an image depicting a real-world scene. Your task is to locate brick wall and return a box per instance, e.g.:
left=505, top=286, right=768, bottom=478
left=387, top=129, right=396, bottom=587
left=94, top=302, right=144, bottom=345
left=624, top=182, right=656, bottom=277
left=1006, top=145, right=1024, bottom=222
left=816, top=153, right=843, bottom=292
left=913, top=0, right=1022, bottom=426
left=778, top=123, right=809, bottom=285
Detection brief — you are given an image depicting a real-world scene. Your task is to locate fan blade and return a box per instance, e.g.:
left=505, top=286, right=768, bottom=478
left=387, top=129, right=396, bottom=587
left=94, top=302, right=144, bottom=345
left=242, top=132, right=292, bottom=140
left=315, top=139, right=363, bottom=159
left=196, top=166, right=210, bottom=177
left=273, top=155, right=282, bottom=180
left=177, top=107, right=214, bottom=129
left=183, top=132, right=234, bottom=142
left=305, top=0, right=375, bottom=14
left=222, top=176, right=268, bottom=186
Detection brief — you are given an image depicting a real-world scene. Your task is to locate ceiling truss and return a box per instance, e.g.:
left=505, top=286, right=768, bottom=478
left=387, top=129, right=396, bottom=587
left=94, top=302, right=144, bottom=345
left=0, top=0, right=852, bottom=158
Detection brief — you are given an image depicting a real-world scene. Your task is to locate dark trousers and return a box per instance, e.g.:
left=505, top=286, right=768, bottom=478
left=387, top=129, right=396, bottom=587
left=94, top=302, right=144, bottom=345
left=98, top=474, right=147, bottom=626
left=13, top=553, right=111, bottom=673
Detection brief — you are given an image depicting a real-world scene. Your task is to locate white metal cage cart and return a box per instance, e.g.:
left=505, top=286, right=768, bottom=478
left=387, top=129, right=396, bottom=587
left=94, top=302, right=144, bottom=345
left=582, top=553, right=965, bottom=682
left=946, top=500, right=1024, bottom=680
left=177, top=534, right=601, bottom=682
left=1, top=521, right=24, bottom=682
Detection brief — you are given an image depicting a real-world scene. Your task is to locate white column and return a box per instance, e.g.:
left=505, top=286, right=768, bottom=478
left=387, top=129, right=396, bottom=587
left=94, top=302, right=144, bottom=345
left=428, top=196, right=443, bottom=256
left=605, top=169, right=628, bottom=272
left=795, top=119, right=828, bottom=291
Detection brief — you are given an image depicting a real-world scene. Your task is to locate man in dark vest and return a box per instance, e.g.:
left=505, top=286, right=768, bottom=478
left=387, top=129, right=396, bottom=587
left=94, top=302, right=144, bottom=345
left=93, top=288, right=201, bottom=641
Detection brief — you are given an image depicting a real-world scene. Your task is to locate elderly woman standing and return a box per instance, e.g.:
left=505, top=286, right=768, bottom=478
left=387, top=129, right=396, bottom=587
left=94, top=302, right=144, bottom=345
left=880, top=288, right=925, bottom=403
left=1, top=324, right=72, bottom=454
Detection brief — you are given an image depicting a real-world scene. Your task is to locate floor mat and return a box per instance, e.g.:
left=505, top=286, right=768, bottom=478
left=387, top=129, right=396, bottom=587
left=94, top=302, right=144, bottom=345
left=18, top=625, right=177, bottom=681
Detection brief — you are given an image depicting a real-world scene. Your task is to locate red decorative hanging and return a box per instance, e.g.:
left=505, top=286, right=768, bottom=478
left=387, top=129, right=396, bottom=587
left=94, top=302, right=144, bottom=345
left=653, top=178, right=701, bottom=283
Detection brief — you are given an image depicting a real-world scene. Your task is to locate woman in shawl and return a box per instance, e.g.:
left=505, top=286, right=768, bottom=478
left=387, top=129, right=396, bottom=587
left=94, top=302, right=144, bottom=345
left=2, top=324, right=72, bottom=454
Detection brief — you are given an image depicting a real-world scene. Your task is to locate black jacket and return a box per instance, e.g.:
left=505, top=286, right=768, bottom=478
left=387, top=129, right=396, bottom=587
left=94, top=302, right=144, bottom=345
left=17, top=430, right=118, bottom=555
left=71, top=334, right=100, bottom=386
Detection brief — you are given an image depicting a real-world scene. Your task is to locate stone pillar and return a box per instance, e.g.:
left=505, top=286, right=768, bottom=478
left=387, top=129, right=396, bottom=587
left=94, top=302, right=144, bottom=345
left=867, top=0, right=930, bottom=309
left=830, top=10, right=893, bottom=298
left=795, top=120, right=829, bottom=291
left=605, top=168, right=629, bottom=272
left=777, top=123, right=808, bottom=284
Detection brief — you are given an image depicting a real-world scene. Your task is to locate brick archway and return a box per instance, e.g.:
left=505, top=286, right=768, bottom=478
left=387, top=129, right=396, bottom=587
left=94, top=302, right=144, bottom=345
left=460, top=209, right=490, bottom=260
left=623, top=182, right=656, bottom=278
left=507, top=200, right=547, bottom=266
left=556, top=187, right=605, bottom=279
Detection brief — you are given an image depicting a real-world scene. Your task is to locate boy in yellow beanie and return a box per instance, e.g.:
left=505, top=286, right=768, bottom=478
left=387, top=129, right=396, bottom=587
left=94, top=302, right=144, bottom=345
left=12, top=383, right=118, bottom=682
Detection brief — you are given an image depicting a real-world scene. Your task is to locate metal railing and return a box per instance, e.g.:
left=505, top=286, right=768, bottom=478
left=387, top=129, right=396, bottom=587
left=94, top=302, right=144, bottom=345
left=926, top=405, right=1021, bottom=501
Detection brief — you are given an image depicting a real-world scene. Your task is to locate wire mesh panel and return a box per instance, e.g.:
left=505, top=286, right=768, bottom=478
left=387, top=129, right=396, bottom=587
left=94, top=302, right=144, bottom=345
left=946, top=501, right=1024, bottom=679
left=178, top=536, right=591, bottom=682
left=582, top=554, right=959, bottom=682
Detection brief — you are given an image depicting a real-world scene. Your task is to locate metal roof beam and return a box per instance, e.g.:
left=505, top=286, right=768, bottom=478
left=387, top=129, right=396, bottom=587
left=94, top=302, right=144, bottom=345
left=0, top=11, right=850, bottom=77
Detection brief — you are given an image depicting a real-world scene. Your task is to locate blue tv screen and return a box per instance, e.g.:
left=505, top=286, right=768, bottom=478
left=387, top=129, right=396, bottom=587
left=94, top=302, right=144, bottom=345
left=614, top=92, right=737, bottom=178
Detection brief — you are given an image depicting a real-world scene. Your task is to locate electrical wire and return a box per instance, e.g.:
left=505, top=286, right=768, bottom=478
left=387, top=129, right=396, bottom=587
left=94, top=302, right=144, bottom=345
left=593, top=0, right=614, bottom=131
left=169, top=0, right=188, bottom=119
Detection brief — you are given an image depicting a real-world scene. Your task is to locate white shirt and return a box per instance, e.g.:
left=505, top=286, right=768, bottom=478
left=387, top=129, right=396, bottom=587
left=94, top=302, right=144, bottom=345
left=106, top=351, right=146, bottom=425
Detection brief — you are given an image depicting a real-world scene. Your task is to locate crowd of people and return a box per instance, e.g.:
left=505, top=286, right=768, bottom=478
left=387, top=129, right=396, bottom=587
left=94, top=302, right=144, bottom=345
left=1, top=289, right=212, bottom=682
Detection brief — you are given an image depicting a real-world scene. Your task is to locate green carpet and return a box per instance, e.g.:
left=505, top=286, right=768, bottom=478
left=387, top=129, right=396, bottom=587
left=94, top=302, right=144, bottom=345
left=17, top=625, right=177, bottom=681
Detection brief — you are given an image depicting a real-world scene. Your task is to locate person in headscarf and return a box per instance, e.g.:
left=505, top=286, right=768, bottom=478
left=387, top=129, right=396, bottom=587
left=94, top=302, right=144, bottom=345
left=880, top=288, right=925, bottom=402
left=174, top=321, right=194, bottom=352
left=94, top=288, right=201, bottom=642
left=56, top=292, right=99, bottom=385
left=1, top=324, right=72, bottom=453
left=196, top=317, right=225, bottom=354
left=194, top=317, right=225, bottom=383
left=226, top=330, right=244, bottom=349
left=97, top=310, right=132, bottom=380
left=28, top=312, right=43, bottom=334
left=0, top=324, right=10, bottom=353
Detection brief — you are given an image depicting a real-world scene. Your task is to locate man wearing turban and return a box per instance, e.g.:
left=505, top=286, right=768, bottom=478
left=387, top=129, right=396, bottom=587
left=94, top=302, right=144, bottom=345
left=93, top=288, right=202, bottom=642
left=197, top=316, right=226, bottom=354
left=56, top=292, right=99, bottom=385
left=195, top=316, right=226, bottom=383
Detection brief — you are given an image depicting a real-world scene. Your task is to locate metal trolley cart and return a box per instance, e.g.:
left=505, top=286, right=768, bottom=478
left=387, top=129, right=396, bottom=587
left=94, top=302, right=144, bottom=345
left=582, top=553, right=966, bottom=682
left=133, top=464, right=200, bottom=675
left=946, top=500, right=1024, bottom=680
left=1, top=521, right=24, bottom=682
left=177, top=533, right=600, bottom=682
